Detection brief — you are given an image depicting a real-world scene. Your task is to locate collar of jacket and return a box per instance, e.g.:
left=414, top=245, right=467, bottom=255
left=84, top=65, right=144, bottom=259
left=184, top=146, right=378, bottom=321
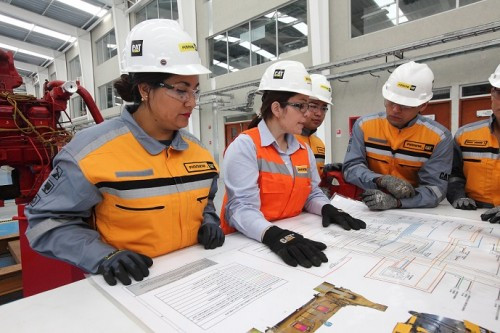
left=123, top=104, right=189, bottom=155
left=257, top=120, right=306, bottom=151
left=301, top=127, right=317, bottom=137
left=489, top=113, right=497, bottom=132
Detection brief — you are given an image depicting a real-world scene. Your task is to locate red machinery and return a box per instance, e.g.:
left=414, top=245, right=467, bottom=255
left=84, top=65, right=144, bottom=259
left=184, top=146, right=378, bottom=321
left=0, top=49, right=104, bottom=296
left=320, top=170, right=364, bottom=200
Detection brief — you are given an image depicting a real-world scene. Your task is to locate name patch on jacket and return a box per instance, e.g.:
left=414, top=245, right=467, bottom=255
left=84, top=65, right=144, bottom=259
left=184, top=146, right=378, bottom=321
left=184, top=161, right=216, bottom=173
left=464, top=139, right=488, bottom=146
left=295, top=166, right=308, bottom=174
left=403, top=140, right=434, bottom=152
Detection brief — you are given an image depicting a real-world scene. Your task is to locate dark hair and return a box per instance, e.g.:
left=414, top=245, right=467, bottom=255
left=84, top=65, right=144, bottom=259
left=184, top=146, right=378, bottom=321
left=113, top=72, right=173, bottom=104
left=247, top=90, right=297, bottom=129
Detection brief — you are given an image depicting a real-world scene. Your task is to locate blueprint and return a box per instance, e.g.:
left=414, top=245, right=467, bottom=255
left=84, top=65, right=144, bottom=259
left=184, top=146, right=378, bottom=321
left=91, top=196, right=500, bottom=332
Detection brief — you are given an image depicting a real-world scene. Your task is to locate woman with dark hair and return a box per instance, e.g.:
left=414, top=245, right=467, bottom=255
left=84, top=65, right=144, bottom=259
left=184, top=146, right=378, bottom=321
left=26, top=19, right=224, bottom=286
left=220, top=61, right=366, bottom=269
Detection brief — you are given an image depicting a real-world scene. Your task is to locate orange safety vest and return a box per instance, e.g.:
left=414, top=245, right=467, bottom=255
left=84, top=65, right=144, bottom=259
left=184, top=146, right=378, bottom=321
left=455, top=120, right=500, bottom=206
left=79, top=131, right=218, bottom=257
left=295, top=133, right=325, bottom=175
left=360, top=117, right=443, bottom=187
left=221, top=127, right=312, bottom=234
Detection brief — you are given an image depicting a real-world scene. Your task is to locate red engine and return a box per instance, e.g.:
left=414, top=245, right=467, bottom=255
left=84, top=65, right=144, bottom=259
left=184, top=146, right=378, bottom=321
left=0, top=49, right=104, bottom=296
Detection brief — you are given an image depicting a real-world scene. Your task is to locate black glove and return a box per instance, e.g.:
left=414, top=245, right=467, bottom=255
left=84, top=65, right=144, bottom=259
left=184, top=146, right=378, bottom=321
left=321, top=204, right=366, bottom=230
left=98, top=249, right=153, bottom=286
left=480, top=206, right=500, bottom=223
left=323, top=163, right=343, bottom=174
left=452, top=197, right=477, bottom=210
left=262, top=226, right=328, bottom=268
left=198, top=223, right=225, bottom=249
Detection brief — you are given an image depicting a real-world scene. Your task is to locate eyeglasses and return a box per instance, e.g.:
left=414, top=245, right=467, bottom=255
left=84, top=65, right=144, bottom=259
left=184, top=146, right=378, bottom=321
left=282, top=102, right=310, bottom=114
left=157, top=82, right=200, bottom=102
left=308, top=103, right=329, bottom=113
left=384, top=100, right=419, bottom=112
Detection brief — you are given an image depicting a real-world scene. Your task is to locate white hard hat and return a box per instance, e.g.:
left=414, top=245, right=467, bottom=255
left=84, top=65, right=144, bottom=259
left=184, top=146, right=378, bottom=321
left=258, top=60, right=314, bottom=97
left=489, top=64, right=500, bottom=88
left=121, top=19, right=210, bottom=75
left=310, top=74, right=332, bottom=105
left=382, top=61, right=434, bottom=107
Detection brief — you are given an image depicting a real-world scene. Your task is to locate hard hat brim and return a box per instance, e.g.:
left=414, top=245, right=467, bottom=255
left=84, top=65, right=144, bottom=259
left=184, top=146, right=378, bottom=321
left=122, top=63, right=211, bottom=75
left=382, top=85, right=432, bottom=107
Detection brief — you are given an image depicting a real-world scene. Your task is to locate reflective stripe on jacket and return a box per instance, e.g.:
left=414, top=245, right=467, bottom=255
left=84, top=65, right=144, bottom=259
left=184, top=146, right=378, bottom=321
left=360, top=114, right=444, bottom=186
left=221, top=127, right=312, bottom=234
left=451, top=118, right=500, bottom=206
left=84, top=132, right=218, bottom=256
left=296, top=133, right=325, bottom=175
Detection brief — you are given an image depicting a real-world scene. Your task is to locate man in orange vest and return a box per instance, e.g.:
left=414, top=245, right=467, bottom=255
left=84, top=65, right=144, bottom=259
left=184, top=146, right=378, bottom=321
left=343, top=61, right=453, bottom=210
left=447, top=64, right=500, bottom=223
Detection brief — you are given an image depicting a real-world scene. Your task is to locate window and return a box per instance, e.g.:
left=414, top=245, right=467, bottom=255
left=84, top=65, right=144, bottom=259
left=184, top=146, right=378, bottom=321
left=68, top=56, right=81, bottom=81
left=351, top=0, right=479, bottom=38
left=135, top=0, right=178, bottom=25
left=459, top=0, right=483, bottom=6
left=96, top=29, right=117, bottom=65
left=70, top=96, right=87, bottom=118
left=208, top=0, right=307, bottom=77
left=98, top=82, right=122, bottom=110
left=431, top=87, right=451, bottom=100
left=461, top=83, right=491, bottom=98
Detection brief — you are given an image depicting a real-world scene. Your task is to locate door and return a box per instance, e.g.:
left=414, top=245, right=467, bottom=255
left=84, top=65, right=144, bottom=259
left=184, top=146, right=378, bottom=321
left=420, top=100, right=451, bottom=130
left=459, top=96, right=492, bottom=127
left=225, top=121, right=251, bottom=149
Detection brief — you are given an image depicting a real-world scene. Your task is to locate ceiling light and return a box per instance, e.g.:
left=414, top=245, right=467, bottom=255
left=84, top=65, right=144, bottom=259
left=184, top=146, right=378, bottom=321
left=0, top=42, right=54, bottom=60
left=0, top=14, right=75, bottom=43
left=56, top=0, right=107, bottom=17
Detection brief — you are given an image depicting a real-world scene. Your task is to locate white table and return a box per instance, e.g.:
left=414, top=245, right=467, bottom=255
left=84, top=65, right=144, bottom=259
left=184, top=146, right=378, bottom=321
left=0, top=202, right=495, bottom=332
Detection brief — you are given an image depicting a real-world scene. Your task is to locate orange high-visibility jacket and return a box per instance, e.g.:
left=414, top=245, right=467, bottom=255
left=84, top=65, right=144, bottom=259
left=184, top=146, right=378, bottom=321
left=452, top=118, right=500, bottom=206
left=296, top=133, right=325, bottom=175
left=221, top=127, right=312, bottom=234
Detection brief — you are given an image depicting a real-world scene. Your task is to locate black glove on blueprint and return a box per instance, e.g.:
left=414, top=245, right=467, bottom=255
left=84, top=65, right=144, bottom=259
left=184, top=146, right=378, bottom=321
left=98, top=249, right=153, bottom=286
left=262, top=226, right=328, bottom=268
left=198, top=223, right=225, bottom=249
left=481, top=206, right=500, bottom=224
left=321, top=204, right=366, bottom=230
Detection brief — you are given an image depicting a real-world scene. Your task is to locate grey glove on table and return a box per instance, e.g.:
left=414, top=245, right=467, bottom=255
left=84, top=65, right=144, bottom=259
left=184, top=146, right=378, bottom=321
left=451, top=197, right=477, bottom=210
left=362, top=189, right=400, bottom=210
left=376, top=175, right=415, bottom=199
left=480, top=206, right=500, bottom=223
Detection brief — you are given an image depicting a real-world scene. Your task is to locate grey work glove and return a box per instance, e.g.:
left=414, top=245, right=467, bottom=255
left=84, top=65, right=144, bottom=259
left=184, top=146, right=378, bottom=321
left=480, top=206, right=500, bottom=224
left=376, top=175, right=415, bottom=199
left=452, top=197, right=477, bottom=210
left=321, top=204, right=366, bottom=230
left=198, top=223, right=225, bottom=249
left=98, top=250, right=153, bottom=286
left=362, top=189, right=400, bottom=210
left=262, top=226, right=328, bottom=268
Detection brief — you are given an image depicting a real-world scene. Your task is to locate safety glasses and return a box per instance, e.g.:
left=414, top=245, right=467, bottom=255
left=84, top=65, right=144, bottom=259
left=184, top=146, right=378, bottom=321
left=157, top=82, right=200, bottom=103
left=308, top=103, right=329, bottom=113
left=282, top=102, right=310, bottom=114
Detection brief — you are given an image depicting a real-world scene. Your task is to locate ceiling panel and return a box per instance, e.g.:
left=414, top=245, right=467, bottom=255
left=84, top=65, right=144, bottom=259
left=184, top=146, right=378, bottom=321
left=0, top=0, right=110, bottom=71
